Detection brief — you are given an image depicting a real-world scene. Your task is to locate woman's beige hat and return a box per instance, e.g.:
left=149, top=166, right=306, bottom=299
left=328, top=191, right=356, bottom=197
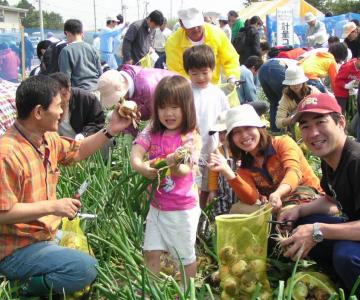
left=226, top=104, right=265, bottom=137
left=282, top=66, right=308, bottom=86
left=97, top=70, right=129, bottom=108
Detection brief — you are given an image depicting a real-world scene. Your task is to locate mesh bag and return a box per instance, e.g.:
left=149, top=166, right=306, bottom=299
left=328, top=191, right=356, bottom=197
left=215, top=204, right=272, bottom=299
left=285, top=271, right=338, bottom=299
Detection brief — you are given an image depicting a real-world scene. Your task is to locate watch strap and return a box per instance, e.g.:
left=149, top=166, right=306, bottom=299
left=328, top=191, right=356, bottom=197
left=102, top=128, right=114, bottom=139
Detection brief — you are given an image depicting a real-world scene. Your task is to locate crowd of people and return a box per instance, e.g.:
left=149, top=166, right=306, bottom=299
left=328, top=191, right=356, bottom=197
left=0, top=5, right=360, bottom=299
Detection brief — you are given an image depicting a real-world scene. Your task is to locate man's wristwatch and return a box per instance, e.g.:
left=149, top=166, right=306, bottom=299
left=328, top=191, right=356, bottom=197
left=102, top=128, right=115, bottom=139
left=312, top=222, right=324, bottom=242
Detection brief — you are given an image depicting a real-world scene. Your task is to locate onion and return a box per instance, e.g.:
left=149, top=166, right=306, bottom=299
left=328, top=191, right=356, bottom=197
left=239, top=271, right=257, bottom=294
left=118, top=99, right=139, bottom=128
left=223, top=276, right=238, bottom=296
left=219, top=246, right=237, bottom=265
left=293, top=281, right=309, bottom=300
left=220, top=290, right=234, bottom=300
left=231, top=260, right=248, bottom=277
left=313, top=287, right=330, bottom=300
left=248, top=259, right=267, bottom=274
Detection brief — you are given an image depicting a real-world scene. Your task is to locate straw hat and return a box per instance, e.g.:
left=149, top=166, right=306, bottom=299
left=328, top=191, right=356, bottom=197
left=97, top=70, right=128, bottom=108
left=282, top=66, right=308, bottom=86
left=226, top=104, right=265, bottom=137
left=304, top=12, right=316, bottom=23
left=178, top=7, right=204, bottom=29
left=342, top=22, right=357, bottom=39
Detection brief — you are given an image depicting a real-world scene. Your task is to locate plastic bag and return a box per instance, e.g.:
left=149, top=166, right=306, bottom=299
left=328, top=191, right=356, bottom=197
left=285, top=271, right=338, bottom=300
left=59, top=217, right=91, bottom=255
left=220, top=83, right=240, bottom=108
left=139, top=53, right=154, bottom=68
left=215, top=204, right=272, bottom=299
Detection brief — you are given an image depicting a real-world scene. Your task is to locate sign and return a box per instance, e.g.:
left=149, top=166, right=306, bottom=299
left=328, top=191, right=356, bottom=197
left=276, top=7, right=294, bottom=46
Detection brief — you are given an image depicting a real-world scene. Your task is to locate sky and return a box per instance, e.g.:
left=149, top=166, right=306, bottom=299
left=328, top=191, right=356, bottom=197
left=9, top=0, right=245, bottom=31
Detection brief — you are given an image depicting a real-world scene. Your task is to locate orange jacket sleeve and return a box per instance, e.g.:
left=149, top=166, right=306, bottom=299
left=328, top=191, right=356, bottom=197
left=328, top=61, right=338, bottom=92
left=227, top=170, right=259, bottom=204
left=273, top=136, right=303, bottom=191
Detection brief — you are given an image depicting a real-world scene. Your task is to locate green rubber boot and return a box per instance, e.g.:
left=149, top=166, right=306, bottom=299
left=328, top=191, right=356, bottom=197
left=19, top=275, right=51, bottom=297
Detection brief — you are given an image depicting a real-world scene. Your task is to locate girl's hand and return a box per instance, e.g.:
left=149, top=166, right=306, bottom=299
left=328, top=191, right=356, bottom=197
left=166, top=153, right=176, bottom=167
left=141, top=161, right=158, bottom=180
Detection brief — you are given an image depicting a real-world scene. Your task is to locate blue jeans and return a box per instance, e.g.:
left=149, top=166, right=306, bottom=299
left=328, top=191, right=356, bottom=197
left=0, top=241, right=97, bottom=294
left=307, top=79, right=327, bottom=93
left=296, top=214, right=360, bottom=296
left=258, top=60, right=286, bottom=132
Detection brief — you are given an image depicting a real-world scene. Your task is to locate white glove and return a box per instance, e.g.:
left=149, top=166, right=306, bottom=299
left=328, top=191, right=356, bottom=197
left=227, top=77, right=237, bottom=90
left=345, top=80, right=359, bottom=90
left=307, top=35, right=315, bottom=42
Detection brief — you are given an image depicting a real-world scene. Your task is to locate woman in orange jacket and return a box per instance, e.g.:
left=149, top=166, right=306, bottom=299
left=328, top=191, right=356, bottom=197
left=209, top=104, right=322, bottom=213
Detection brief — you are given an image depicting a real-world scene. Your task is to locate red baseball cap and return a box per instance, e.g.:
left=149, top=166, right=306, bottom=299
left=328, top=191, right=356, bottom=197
left=292, top=93, right=342, bottom=124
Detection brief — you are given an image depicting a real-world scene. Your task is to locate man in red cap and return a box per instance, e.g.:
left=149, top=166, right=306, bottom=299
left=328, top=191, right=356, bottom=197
left=279, top=93, right=360, bottom=297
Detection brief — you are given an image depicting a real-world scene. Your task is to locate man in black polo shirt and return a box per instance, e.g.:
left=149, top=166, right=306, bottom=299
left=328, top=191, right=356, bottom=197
left=279, top=93, right=360, bottom=297
left=49, top=72, right=104, bottom=140
left=122, top=10, right=164, bottom=65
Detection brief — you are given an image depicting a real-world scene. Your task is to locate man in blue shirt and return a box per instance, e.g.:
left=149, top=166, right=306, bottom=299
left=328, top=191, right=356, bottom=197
left=99, top=15, right=125, bottom=69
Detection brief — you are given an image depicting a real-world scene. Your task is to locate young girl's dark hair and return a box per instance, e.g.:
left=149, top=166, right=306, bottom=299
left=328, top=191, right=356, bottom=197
left=284, top=83, right=312, bottom=104
left=151, top=75, right=197, bottom=134
left=227, top=127, right=272, bottom=161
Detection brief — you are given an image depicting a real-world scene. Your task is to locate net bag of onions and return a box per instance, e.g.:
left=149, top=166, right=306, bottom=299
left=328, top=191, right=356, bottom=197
left=215, top=204, right=272, bottom=300
left=285, top=271, right=338, bottom=300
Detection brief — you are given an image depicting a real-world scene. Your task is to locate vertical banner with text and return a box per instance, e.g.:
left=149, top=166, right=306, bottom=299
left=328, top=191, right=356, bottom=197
left=276, top=7, right=294, bottom=46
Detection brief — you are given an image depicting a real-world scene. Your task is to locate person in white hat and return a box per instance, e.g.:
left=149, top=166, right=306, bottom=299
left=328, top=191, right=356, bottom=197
left=207, top=111, right=239, bottom=215
left=165, top=7, right=240, bottom=85
left=343, top=21, right=360, bottom=59
left=208, top=104, right=322, bottom=213
left=304, top=12, right=327, bottom=48
left=218, top=15, right=231, bottom=41
left=97, top=64, right=176, bottom=135
left=276, top=65, right=320, bottom=130
left=99, top=14, right=125, bottom=70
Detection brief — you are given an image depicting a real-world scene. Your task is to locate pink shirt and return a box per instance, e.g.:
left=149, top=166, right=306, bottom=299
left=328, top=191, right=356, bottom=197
left=134, top=127, right=201, bottom=211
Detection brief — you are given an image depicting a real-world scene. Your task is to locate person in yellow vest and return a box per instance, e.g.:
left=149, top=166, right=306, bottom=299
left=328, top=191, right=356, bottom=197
left=165, top=7, right=240, bottom=84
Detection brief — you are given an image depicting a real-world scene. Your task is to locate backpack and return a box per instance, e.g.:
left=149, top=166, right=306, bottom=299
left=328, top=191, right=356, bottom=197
left=39, top=40, right=67, bottom=75
left=233, top=29, right=247, bottom=55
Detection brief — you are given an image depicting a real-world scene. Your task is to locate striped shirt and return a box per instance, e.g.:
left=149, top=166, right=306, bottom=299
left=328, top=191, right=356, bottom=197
left=0, top=79, right=18, bottom=135
left=0, top=121, right=80, bottom=261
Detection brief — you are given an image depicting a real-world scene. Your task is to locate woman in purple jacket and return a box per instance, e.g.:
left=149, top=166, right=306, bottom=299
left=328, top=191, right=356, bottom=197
left=97, top=65, right=176, bottom=135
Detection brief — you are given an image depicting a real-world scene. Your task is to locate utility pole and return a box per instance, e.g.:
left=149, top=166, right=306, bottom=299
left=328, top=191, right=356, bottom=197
left=144, top=1, right=149, bottom=18
left=38, top=0, right=44, bottom=40
left=170, top=0, right=172, bottom=20
left=137, top=0, right=140, bottom=19
left=93, top=0, right=97, bottom=31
